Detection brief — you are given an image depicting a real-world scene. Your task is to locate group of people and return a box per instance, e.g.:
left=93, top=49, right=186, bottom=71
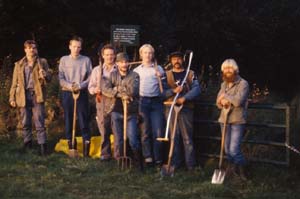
left=9, top=36, right=249, bottom=180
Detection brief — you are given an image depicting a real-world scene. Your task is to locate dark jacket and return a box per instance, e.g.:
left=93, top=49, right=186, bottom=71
left=102, top=70, right=139, bottom=115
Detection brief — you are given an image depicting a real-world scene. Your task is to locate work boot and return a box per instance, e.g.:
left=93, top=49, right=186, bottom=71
left=238, top=165, right=249, bottom=181
left=83, top=140, right=90, bottom=157
left=21, top=140, right=33, bottom=153
left=39, top=143, right=47, bottom=156
left=144, top=157, right=154, bottom=168
left=225, top=162, right=236, bottom=177
left=68, top=139, right=77, bottom=150
left=132, top=150, right=144, bottom=171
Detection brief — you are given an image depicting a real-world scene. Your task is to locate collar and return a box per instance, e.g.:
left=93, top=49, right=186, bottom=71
left=103, top=64, right=116, bottom=70
left=141, top=63, right=154, bottom=68
left=69, top=54, right=81, bottom=59
left=225, top=75, right=241, bottom=87
left=20, top=56, right=37, bottom=66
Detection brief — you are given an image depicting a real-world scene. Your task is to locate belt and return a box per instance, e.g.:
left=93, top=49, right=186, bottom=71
left=140, top=96, right=160, bottom=99
left=26, top=89, right=35, bottom=93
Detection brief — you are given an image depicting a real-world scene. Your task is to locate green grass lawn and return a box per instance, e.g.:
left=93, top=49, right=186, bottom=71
left=0, top=138, right=299, bottom=199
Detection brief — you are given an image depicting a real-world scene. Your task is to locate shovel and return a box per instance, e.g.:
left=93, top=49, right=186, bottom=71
left=211, top=105, right=231, bottom=184
left=161, top=104, right=183, bottom=177
left=69, top=90, right=80, bottom=158
left=118, top=98, right=132, bottom=170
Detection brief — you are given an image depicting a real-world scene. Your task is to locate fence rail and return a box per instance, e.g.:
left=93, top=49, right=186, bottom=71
left=194, top=101, right=290, bottom=166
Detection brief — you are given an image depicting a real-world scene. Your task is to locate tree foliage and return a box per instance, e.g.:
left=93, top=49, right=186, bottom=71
left=0, top=0, right=299, bottom=98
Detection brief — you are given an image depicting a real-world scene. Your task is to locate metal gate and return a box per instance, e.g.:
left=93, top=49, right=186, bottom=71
left=194, top=102, right=290, bottom=166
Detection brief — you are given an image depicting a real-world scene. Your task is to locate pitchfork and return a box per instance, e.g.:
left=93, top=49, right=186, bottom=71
left=118, top=98, right=132, bottom=170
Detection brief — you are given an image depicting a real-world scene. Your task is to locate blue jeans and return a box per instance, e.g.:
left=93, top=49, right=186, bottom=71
left=165, top=106, right=196, bottom=168
left=139, top=97, right=164, bottom=163
left=220, top=123, right=246, bottom=165
left=111, top=112, right=141, bottom=158
left=20, top=90, right=46, bottom=144
left=61, top=90, right=90, bottom=141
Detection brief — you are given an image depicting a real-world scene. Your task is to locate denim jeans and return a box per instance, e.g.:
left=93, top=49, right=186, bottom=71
left=139, top=97, right=164, bottom=163
left=220, top=123, right=246, bottom=165
left=20, top=90, right=46, bottom=144
left=111, top=112, right=141, bottom=158
left=61, top=90, right=90, bottom=141
left=165, top=106, right=196, bottom=168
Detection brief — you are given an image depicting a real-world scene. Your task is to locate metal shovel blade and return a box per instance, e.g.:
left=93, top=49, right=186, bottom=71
left=211, top=168, right=226, bottom=184
left=68, top=149, right=79, bottom=158
left=118, top=157, right=132, bottom=170
left=160, top=164, right=175, bottom=177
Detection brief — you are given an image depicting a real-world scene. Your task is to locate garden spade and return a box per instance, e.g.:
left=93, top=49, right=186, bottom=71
left=161, top=104, right=183, bottom=177
left=211, top=105, right=231, bottom=184
left=118, top=98, right=132, bottom=170
left=69, top=90, right=80, bottom=158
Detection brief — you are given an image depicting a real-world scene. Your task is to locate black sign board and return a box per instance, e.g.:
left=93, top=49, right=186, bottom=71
left=111, top=25, right=140, bottom=46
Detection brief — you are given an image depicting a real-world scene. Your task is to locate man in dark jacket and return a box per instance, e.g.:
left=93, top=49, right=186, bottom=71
left=102, top=52, right=143, bottom=170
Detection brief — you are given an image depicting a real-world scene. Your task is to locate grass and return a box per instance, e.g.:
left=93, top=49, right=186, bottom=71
left=0, top=138, right=299, bottom=199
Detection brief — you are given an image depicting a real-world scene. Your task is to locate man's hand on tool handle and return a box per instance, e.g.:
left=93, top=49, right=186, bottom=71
left=173, top=86, right=183, bottom=93
left=72, top=82, right=80, bottom=92
left=176, top=97, right=186, bottom=105
left=10, top=101, right=16, bottom=108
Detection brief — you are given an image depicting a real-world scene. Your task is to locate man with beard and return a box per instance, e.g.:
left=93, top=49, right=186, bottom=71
left=9, top=40, right=52, bottom=155
left=88, top=44, right=117, bottom=160
left=216, top=58, right=249, bottom=181
left=101, top=52, right=143, bottom=170
left=164, top=51, right=200, bottom=171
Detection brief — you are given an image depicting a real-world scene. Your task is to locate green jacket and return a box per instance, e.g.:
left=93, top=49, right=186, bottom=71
left=9, top=57, right=52, bottom=107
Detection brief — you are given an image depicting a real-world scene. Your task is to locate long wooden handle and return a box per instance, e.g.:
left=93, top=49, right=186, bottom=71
left=154, top=60, right=163, bottom=93
left=167, top=105, right=183, bottom=167
left=72, top=97, right=77, bottom=149
left=219, top=115, right=227, bottom=168
left=218, top=105, right=231, bottom=168
left=122, top=99, right=128, bottom=157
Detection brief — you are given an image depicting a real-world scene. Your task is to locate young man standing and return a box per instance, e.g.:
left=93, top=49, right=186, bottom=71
left=164, top=51, right=200, bottom=171
left=59, top=36, right=92, bottom=157
left=102, top=52, right=143, bottom=169
left=216, top=58, right=249, bottom=181
left=133, top=44, right=165, bottom=167
left=9, top=40, right=52, bottom=155
left=88, top=44, right=117, bottom=160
